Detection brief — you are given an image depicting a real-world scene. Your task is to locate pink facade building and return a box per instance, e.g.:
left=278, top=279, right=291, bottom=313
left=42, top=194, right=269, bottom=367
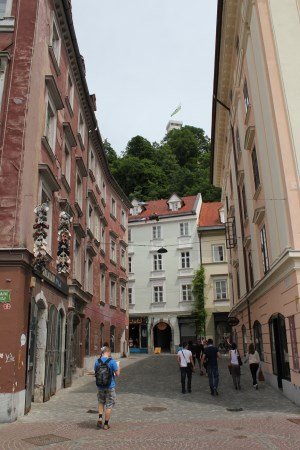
left=211, top=0, right=300, bottom=404
left=0, top=0, right=130, bottom=422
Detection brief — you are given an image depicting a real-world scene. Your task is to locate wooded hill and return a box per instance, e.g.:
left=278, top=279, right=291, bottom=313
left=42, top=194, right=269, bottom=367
left=104, top=125, right=221, bottom=202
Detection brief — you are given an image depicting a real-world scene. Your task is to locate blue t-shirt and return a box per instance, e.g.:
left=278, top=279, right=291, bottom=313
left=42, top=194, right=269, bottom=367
left=94, top=356, right=118, bottom=389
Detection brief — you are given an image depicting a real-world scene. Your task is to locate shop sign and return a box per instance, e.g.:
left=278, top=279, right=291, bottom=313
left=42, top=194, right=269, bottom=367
left=228, top=316, right=239, bottom=327
left=129, top=317, right=148, bottom=324
left=0, top=290, right=11, bottom=303
left=34, top=268, right=68, bottom=295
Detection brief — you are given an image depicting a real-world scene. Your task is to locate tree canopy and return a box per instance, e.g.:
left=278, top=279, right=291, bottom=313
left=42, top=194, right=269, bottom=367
left=105, top=126, right=221, bottom=202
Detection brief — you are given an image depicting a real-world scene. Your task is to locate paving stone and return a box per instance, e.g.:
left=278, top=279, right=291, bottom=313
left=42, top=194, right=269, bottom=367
left=0, top=355, right=299, bottom=449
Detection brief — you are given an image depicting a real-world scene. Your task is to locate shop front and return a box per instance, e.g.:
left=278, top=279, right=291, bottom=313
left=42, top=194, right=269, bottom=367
left=129, top=316, right=148, bottom=353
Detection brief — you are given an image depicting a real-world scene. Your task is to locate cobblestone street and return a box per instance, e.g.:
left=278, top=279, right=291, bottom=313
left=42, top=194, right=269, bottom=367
left=0, top=355, right=300, bottom=449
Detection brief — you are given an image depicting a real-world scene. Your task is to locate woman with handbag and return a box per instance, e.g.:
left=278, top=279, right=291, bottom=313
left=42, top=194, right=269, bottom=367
left=244, top=343, right=260, bottom=389
left=228, top=342, right=242, bottom=390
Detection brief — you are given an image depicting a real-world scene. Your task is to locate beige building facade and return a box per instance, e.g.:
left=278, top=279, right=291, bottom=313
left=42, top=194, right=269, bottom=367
left=211, top=0, right=300, bottom=405
left=198, top=202, right=230, bottom=345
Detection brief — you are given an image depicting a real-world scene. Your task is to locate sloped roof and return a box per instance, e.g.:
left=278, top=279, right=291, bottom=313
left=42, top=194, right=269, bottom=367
left=129, top=195, right=198, bottom=219
left=198, top=202, right=223, bottom=227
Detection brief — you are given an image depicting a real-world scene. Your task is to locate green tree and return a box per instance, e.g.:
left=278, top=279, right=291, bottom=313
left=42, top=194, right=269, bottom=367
left=192, top=266, right=207, bottom=337
left=103, top=139, right=118, bottom=165
left=124, top=135, right=154, bottom=160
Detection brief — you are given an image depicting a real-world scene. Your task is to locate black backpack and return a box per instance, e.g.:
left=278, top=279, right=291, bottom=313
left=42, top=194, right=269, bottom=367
left=95, top=357, right=112, bottom=387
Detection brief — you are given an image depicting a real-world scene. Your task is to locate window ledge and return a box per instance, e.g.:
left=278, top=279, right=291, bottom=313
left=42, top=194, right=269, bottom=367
left=0, top=17, right=15, bottom=32
left=151, top=302, right=166, bottom=306
left=61, top=174, right=71, bottom=193
left=65, top=96, right=74, bottom=118
left=109, top=304, right=117, bottom=310
left=99, top=300, right=105, bottom=306
left=110, top=259, right=117, bottom=266
left=74, top=201, right=83, bottom=217
left=86, top=228, right=94, bottom=239
left=101, top=198, right=106, bottom=207
left=77, top=132, right=85, bottom=151
left=48, top=45, right=60, bottom=76
left=41, top=136, right=55, bottom=162
left=253, top=184, right=262, bottom=200
left=110, top=213, right=117, bottom=221
left=89, top=169, right=96, bottom=182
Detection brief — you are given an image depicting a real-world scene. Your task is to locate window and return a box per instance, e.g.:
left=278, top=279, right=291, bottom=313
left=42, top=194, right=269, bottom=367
left=0, top=52, right=9, bottom=108
left=128, top=287, right=133, bottom=304
left=214, top=279, right=227, bottom=300
left=236, top=128, right=241, bottom=153
left=181, top=284, right=192, bottom=302
left=236, top=269, right=240, bottom=300
left=212, top=245, right=225, bottom=262
left=66, top=73, right=74, bottom=111
left=85, top=318, right=91, bottom=356
left=110, top=238, right=116, bottom=262
left=153, top=286, right=163, bottom=303
left=251, top=146, right=261, bottom=191
left=44, top=96, right=57, bottom=152
left=63, top=140, right=71, bottom=186
left=86, top=256, right=93, bottom=293
left=153, top=254, right=162, bottom=271
left=243, top=78, right=250, bottom=114
left=89, top=147, right=95, bottom=175
left=128, top=228, right=132, bottom=242
left=100, top=270, right=105, bottom=303
left=248, top=251, right=254, bottom=288
left=180, top=222, right=189, bottom=236
left=121, top=209, right=126, bottom=227
left=41, top=185, right=53, bottom=254
left=120, top=247, right=126, bottom=268
left=253, top=320, right=264, bottom=361
left=102, top=181, right=106, bottom=202
left=181, top=251, right=190, bottom=269
left=152, top=225, right=161, bottom=239
left=111, top=198, right=116, bottom=218
left=75, top=172, right=83, bottom=209
left=128, top=256, right=133, bottom=273
left=94, top=213, right=101, bottom=242
left=101, top=226, right=105, bottom=253
left=241, top=184, right=248, bottom=221
left=51, top=16, right=61, bottom=64
left=87, top=201, right=94, bottom=234
left=110, top=279, right=116, bottom=306
left=78, top=112, right=85, bottom=148
left=99, top=323, right=104, bottom=349
left=74, top=237, right=81, bottom=282
left=120, top=285, right=126, bottom=310
left=260, top=225, right=269, bottom=274
left=133, top=206, right=139, bottom=215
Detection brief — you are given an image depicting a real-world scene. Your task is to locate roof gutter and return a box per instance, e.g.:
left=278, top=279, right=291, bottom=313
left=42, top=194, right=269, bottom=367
left=210, top=0, right=224, bottom=184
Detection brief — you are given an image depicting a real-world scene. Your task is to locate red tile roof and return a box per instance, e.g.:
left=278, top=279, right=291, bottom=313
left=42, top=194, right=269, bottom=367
left=198, top=202, right=223, bottom=227
left=129, top=195, right=198, bottom=219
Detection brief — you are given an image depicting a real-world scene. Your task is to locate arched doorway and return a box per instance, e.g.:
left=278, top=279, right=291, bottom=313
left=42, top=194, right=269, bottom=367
left=153, top=322, right=172, bottom=352
left=269, top=313, right=290, bottom=388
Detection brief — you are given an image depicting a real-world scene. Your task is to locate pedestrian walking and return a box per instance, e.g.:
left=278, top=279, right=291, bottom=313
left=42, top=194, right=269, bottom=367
left=244, top=343, right=260, bottom=389
left=201, top=338, right=221, bottom=395
left=228, top=342, right=241, bottom=390
left=195, top=338, right=204, bottom=375
left=94, top=346, right=120, bottom=430
left=177, top=342, right=195, bottom=393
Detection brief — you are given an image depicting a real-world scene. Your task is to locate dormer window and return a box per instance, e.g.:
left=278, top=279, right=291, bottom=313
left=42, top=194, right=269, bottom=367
left=167, top=193, right=182, bottom=211
left=219, top=207, right=225, bottom=224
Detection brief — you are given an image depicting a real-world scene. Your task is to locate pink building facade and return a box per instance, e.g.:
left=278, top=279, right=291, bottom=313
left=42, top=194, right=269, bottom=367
left=0, top=0, right=130, bottom=422
left=211, top=0, right=300, bottom=405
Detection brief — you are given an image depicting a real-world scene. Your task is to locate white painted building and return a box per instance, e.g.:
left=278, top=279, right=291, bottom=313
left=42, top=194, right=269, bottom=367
left=128, top=194, right=202, bottom=353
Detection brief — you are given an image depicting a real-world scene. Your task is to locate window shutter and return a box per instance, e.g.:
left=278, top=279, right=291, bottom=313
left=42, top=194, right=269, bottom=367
left=0, top=0, right=7, bottom=16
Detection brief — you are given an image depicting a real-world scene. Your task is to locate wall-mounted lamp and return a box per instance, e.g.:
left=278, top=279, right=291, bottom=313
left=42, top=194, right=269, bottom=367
left=157, top=247, right=168, bottom=254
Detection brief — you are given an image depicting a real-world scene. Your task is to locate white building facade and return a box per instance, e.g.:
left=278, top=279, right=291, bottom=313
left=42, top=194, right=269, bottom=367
left=128, top=194, right=202, bottom=353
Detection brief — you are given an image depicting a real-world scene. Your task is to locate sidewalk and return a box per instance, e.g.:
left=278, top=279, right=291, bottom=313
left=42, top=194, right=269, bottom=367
left=0, top=354, right=300, bottom=449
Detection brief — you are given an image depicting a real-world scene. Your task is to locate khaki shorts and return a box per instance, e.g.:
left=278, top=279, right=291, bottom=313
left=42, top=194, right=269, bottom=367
left=97, top=388, right=116, bottom=409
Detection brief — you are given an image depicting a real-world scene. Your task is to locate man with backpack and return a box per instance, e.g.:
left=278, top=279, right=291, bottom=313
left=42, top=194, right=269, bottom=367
left=94, top=346, right=120, bottom=430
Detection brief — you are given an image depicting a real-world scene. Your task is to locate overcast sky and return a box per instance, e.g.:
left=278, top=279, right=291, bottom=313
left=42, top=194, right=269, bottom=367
left=71, top=0, right=218, bottom=154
